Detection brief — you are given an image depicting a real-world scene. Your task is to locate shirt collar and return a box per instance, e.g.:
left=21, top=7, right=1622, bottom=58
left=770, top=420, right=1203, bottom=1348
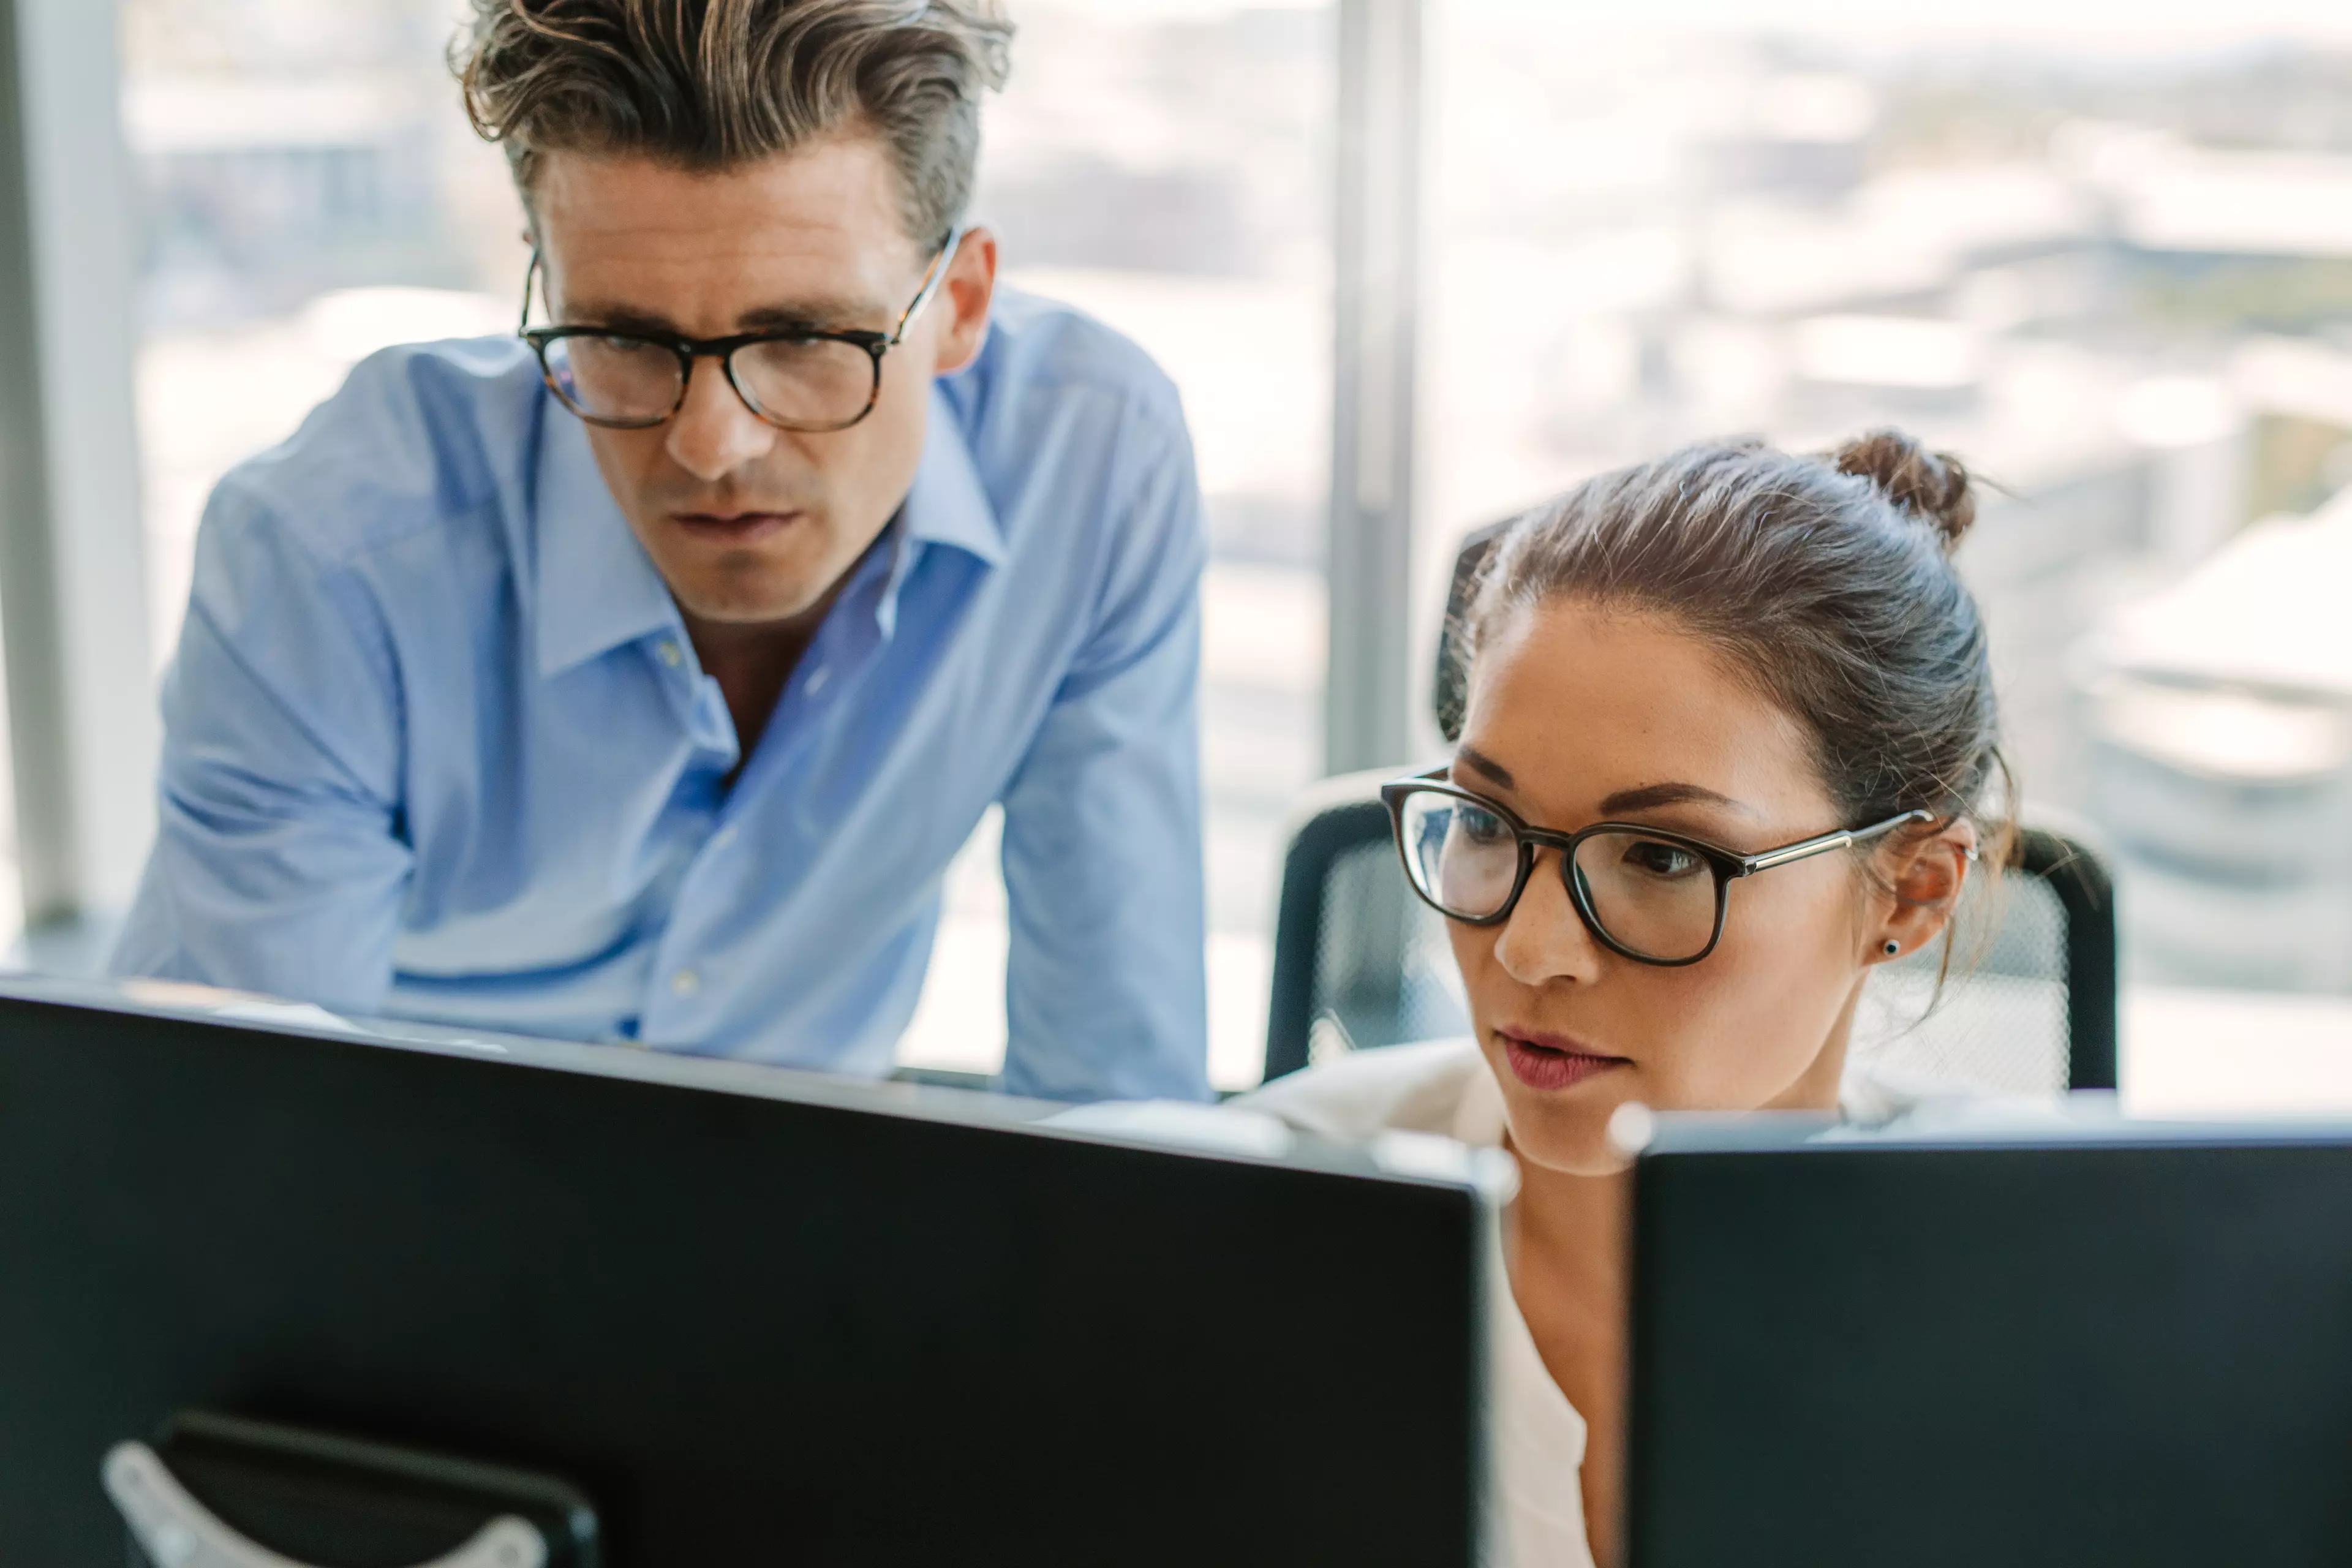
left=899, top=384, right=1005, bottom=570
left=531, top=383, right=1003, bottom=677
left=533, top=406, right=680, bottom=679
left=870, top=386, right=1005, bottom=640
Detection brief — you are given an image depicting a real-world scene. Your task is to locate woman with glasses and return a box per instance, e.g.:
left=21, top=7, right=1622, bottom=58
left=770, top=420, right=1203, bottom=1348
left=1240, top=429, right=2003, bottom=1568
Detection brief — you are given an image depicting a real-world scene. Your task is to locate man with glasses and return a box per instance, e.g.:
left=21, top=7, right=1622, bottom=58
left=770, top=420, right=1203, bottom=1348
left=111, top=0, right=1210, bottom=1102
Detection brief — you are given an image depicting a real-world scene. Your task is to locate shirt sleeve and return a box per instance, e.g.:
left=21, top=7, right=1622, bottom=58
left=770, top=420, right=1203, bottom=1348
left=109, top=480, right=413, bottom=1013
left=996, top=411, right=1212, bottom=1102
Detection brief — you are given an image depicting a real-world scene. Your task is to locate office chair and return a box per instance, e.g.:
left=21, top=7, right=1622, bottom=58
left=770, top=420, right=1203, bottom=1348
left=1264, top=525, right=2120, bottom=1096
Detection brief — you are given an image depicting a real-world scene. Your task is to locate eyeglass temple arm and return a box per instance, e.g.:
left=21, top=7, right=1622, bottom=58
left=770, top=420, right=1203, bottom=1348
left=888, top=227, right=967, bottom=346
left=1740, top=809, right=1934, bottom=875
left=518, top=249, right=542, bottom=336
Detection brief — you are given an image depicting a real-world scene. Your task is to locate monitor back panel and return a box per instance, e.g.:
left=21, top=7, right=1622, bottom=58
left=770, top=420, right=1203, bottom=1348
left=0, top=993, right=1488, bottom=1566
left=1628, top=1135, right=2352, bottom=1568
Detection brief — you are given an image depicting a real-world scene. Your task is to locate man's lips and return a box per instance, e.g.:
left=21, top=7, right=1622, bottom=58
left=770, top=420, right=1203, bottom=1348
left=669, top=510, right=802, bottom=544
left=1498, top=1027, right=1631, bottom=1092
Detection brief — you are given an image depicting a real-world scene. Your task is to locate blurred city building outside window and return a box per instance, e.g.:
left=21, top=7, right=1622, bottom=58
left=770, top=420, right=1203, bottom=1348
left=118, top=0, right=1332, bottom=1090
left=122, top=0, right=521, bottom=662
left=1419, top=0, right=2352, bottom=1110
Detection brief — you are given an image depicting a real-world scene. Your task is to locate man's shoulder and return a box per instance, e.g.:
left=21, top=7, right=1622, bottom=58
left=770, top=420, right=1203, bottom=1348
left=210, top=336, right=543, bottom=576
left=949, top=284, right=1188, bottom=448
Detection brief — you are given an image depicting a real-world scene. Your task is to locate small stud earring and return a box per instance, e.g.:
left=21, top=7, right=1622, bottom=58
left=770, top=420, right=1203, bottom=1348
left=1882, top=940, right=1901, bottom=957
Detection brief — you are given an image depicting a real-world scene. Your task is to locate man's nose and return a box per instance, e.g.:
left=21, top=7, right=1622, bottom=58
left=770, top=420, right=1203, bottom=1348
left=1493, top=849, right=1605, bottom=988
left=664, top=355, right=778, bottom=481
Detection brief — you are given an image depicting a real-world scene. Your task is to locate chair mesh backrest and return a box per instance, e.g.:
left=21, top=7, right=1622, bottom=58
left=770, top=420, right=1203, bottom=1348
left=1303, top=838, right=1469, bottom=1062
left=1302, top=846, right=2077, bottom=1097
left=1849, top=865, right=2072, bottom=1098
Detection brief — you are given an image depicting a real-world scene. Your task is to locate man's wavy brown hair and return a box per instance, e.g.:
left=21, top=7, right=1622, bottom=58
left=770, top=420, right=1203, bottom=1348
left=454, top=0, right=1014, bottom=244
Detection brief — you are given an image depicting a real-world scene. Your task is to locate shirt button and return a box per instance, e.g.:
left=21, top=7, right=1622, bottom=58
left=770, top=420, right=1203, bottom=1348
left=658, top=639, right=684, bottom=668
left=710, top=824, right=738, bottom=852
left=805, top=665, right=831, bottom=696
left=671, top=968, right=701, bottom=998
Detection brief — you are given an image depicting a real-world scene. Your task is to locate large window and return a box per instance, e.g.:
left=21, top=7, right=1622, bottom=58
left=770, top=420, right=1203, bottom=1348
left=123, top=0, right=519, bottom=663
left=898, top=1, right=1333, bottom=1090
left=1422, top=3, right=2352, bottom=1105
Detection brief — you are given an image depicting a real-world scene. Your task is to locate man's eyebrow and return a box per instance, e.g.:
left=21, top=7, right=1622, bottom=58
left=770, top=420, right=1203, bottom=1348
left=1454, top=745, right=1515, bottom=790
left=558, top=301, right=682, bottom=336
left=738, top=296, right=888, bottom=333
left=1598, top=781, right=1749, bottom=816
left=554, top=298, right=884, bottom=336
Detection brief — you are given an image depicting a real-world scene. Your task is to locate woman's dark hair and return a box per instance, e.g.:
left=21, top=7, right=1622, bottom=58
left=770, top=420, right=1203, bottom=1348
left=1458, top=429, right=2009, bottom=869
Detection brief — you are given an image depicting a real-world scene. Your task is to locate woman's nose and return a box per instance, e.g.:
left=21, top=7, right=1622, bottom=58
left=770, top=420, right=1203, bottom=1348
left=1491, top=848, right=1604, bottom=988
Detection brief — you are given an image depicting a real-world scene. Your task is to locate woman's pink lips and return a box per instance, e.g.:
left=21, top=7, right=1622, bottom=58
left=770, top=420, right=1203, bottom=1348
left=1499, top=1030, right=1630, bottom=1092
left=671, top=510, right=799, bottom=544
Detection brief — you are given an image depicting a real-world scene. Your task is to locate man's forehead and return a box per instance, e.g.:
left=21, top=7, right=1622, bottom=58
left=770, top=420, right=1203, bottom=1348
left=530, top=140, right=923, bottom=318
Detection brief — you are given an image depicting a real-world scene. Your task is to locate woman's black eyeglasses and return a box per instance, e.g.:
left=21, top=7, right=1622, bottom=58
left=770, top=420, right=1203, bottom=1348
left=1383, top=769, right=1931, bottom=967
left=517, top=227, right=965, bottom=434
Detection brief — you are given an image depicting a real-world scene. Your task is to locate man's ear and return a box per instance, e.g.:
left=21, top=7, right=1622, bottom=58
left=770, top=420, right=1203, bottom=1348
left=932, top=225, right=998, bottom=377
left=1872, top=820, right=1980, bottom=965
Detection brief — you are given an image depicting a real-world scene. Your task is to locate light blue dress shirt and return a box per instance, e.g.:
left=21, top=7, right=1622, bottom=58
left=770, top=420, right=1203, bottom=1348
left=113, top=288, right=1210, bottom=1102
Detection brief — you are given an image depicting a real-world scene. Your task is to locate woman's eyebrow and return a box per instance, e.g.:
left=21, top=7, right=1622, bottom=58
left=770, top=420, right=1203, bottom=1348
left=1599, top=781, right=1749, bottom=815
left=1453, top=745, right=1515, bottom=790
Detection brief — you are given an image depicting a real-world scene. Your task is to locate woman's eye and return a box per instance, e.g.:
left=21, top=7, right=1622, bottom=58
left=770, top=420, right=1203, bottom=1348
left=1457, top=808, right=1510, bottom=845
left=1622, top=839, right=1702, bottom=878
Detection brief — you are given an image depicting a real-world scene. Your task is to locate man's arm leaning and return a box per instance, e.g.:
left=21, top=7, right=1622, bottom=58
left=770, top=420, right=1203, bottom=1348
left=110, top=481, right=413, bottom=1014
left=997, top=416, right=1212, bottom=1103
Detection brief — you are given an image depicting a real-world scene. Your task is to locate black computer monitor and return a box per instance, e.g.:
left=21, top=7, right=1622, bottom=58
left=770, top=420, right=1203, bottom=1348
left=1626, top=1115, right=2352, bottom=1568
left=0, top=977, right=1503, bottom=1566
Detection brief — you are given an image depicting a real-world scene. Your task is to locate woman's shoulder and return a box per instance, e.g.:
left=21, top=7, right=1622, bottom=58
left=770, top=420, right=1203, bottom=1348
left=1838, top=1058, right=2086, bottom=1140
left=1234, top=1038, right=1502, bottom=1147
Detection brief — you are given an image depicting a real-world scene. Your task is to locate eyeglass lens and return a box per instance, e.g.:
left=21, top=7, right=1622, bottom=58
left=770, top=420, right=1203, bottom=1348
left=539, top=333, right=877, bottom=430
left=1395, top=788, right=1721, bottom=961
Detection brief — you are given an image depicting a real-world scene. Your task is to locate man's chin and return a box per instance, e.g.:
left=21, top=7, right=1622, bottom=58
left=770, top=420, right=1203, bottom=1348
left=647, top=545, right=843, bottom=630
left=636, top=521, right=862, bottom=631
left=670, top=580, right=832, bottom=628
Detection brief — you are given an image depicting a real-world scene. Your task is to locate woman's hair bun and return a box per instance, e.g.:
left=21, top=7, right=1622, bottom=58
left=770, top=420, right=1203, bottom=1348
left=1830, top=428, right=1976, bottom=552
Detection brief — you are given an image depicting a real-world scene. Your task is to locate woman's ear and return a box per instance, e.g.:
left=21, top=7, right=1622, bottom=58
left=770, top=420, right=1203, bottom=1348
left=1870, top=820, right=1980, bottom=964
